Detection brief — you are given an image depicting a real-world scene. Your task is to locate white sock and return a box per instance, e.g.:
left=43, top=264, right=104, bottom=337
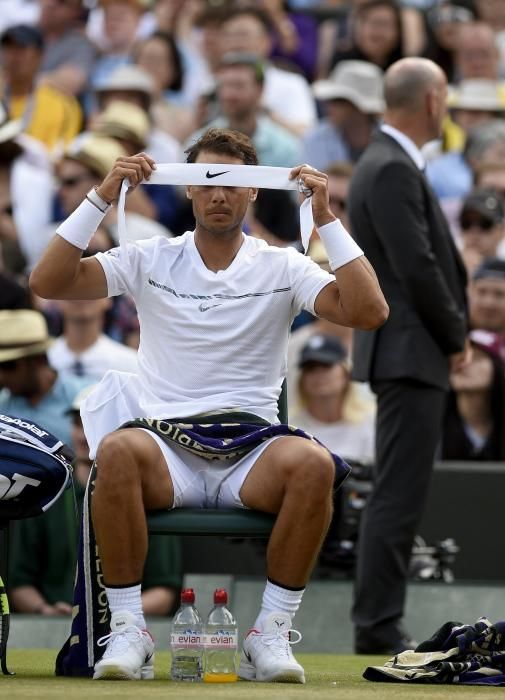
left=253, top=579, right=305, bottom=630
left=106, top=583, right=145, bottom=629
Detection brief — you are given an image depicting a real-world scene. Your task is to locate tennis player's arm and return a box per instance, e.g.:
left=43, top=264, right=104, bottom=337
left=30, top=153, right=156, bottom=300
left=290, top=163, right=388, bottom=331
left=315, top=257, right=388, bottom=330
left=30, top=236, right=108, bottom=300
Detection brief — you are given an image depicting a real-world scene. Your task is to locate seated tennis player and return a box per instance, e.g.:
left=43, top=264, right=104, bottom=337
left=30, top=128, right=388, bottom=683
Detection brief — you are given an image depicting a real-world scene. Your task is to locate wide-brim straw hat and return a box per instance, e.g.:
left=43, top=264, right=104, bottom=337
left=94, top=100, right=150, bottom=151
left=62, top=132, right=127, bottom=179
left=448, top=80, right=505, bottom=112
left=0, top=310, right=53, bottom=363
left=312, top=60, right=385, bottom=114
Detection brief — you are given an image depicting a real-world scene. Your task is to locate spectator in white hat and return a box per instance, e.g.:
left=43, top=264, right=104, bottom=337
left=303, top=60, right=384, bottom=171
left=427, top=82, right=505, bottom=209
left=94, top=64, right=182, bottom=162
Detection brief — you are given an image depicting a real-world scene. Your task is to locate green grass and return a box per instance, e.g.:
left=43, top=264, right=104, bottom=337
left=0, top=651, right=500, bottom=699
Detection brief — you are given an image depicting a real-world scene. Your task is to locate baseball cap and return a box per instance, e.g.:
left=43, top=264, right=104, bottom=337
left=460, top=189, right=505, bottom=225
left=472, top=257, right=505, bottom=281
left=0, top=24, right=44, bottom=51
left=299, top=334, right=348, bottom=368
left=469, top=329, right=505, bottom=365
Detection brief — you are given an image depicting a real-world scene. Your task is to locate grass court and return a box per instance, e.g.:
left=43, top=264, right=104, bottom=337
left=1, top=650, right=500, bottom=699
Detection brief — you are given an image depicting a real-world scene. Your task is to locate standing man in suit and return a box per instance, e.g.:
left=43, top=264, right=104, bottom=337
left=348, top=57, right=470, bottom=654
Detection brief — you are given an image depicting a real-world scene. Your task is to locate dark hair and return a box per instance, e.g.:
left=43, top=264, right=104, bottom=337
left=0, top=139, right=23, bottom=166
left=443, top=347, right=505, bottom=460
left=185, top=127, right=258, bottom=165
left=223, top=5, right=273, bottom=34
left=356, top=0, right=402, bottom=21
left=355, top=0, right=403, bottom=66
left=134, top=31, right=183, bottom=92
left=194, top=4, right=233, bottom=28
left=219, top=52, right=265, bottom=85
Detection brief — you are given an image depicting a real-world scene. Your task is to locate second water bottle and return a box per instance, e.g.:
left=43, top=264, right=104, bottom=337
left=203, top=588, right=238, bottom=683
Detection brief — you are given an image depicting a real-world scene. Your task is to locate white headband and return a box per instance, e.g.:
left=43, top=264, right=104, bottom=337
left=117, top=163, right=314, bottom=260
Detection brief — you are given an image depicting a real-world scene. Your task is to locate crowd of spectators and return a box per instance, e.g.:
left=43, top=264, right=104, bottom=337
left=2, top=0, right=505, bottom=612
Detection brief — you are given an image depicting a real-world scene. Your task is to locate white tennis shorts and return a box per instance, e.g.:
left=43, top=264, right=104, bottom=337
left=139, top=428, right=283, bottom=509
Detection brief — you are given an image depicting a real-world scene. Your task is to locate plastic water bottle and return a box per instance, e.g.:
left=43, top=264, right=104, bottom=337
left=170, top=588, right=203, bottom=681
left=203, top=588, right=238, bottom=683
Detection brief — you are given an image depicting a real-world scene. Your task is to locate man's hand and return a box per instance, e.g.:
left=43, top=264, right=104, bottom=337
left=96, top=153, right=157, bottom=204
left=449, top=338, right=473, bottom=373
left=38, top=601, right=72, bottom=615
left=289, top=164, right=336, bottom=228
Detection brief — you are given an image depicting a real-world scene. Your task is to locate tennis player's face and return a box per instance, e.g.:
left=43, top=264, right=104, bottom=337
left=187, top=150, right=257, bottom=236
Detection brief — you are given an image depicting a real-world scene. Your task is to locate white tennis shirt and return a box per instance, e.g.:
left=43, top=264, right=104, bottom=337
left=95, top=232, right=334, bottom=423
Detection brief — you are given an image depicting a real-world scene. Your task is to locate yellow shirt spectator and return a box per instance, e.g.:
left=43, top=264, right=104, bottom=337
left=8, top=83, right=82, bottom=154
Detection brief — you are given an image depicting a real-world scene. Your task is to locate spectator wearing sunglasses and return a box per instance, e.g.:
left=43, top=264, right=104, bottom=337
left=459, top=188, right=505, bottom=276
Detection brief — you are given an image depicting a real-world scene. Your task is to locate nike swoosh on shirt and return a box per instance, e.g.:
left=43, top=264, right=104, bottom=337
left=199, top=303, right=223, bottom=312
left=206, top=170, right=230, bottom=178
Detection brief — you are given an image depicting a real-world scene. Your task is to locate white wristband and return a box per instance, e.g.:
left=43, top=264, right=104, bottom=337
left=317, top=219, right=364, bottom=271
left=56, top=198, right=108, bottom=251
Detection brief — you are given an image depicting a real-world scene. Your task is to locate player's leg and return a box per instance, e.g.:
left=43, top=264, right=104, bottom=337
left=236, top=436, right=335, bottom=684
left=92, top=428, right=174, bottom=586
left=240, top=436, right=335, bottom=586
left=92, top=428, right=174, bottom=681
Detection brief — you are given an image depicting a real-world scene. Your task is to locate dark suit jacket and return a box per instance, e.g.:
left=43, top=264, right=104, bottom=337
left=349, top=131, right=468, bottom=390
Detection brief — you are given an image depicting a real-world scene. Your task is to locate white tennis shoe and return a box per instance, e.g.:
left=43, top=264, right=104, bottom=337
left=93, top=611, right=155, bottom=680
left=238, top=612, right=305, bottom=683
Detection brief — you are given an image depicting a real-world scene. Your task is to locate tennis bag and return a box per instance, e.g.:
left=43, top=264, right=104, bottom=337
left=0, top=413, right=73, bottom=520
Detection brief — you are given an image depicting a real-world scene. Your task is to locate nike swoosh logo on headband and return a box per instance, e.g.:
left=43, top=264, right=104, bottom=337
left=206, top=170, right=230, bottom=179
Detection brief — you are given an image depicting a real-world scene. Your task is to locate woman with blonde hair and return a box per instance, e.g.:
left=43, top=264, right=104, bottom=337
left=291, top=333, right=375, bottom=466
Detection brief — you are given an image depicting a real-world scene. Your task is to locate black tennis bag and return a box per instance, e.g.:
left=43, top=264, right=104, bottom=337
left=0, top=413, right=73, bottom=520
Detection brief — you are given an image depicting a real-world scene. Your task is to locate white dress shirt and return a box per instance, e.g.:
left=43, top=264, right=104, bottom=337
left=381, top=123, right=426, bottom=171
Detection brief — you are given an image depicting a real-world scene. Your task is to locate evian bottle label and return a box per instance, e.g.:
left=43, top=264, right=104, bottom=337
left=170, top=630, right=202, bottom=648
left=203, top=630, right=238, bottom=649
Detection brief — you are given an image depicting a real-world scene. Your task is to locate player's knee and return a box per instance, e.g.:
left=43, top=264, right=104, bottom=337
left=95, top=431, right=139, bottom=484
left=289, top=446, right=335, bottom=498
